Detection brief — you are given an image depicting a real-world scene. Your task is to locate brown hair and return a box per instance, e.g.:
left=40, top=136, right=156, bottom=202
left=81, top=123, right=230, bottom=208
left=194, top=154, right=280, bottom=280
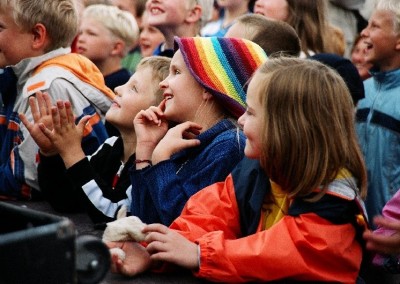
left=136, top=56, right=171, bottom=104
left=256, top=57, right=367, bottom=199
left=286, top=0, right=344, bottom=56
left=235, top=14, right=301, bottom=57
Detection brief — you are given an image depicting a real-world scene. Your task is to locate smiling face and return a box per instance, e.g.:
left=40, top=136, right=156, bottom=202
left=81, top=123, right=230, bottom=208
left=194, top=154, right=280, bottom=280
left=351, top=37, right=372, bottom=80
left=238, top=71, right=264, bottom=160
left=159, top=49, right=204, bottom=123
left=0, top=8, right=37, bottom=67
left=76, top=17, right=116, bottom=65
left=145, top=0, right=194, bottom=29
left=139, top=12, right=165, bottom=57
left=106, top=66, right=159, bottom=132
left=254, top=0, right=289, bottom=21
left=360, top=9, right=400, bottom=71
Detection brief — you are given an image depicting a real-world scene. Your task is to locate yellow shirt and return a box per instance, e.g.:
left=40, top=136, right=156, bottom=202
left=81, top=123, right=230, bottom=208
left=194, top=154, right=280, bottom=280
left=261, top=180, right=290, bottom=230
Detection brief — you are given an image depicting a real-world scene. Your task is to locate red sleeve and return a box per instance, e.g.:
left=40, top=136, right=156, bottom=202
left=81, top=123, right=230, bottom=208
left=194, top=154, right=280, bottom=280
left=195, top=213, right=362, bottom=283
left=170, top=174, right=242, bottom=241
left=170, top=174, right=362, bottom=283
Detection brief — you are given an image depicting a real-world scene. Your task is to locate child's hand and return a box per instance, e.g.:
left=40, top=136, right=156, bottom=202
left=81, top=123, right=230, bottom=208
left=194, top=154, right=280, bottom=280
left=40, top=100, right=89, bottom=168
left=107, top=241, right=151, bottom=277
left=151, top=121, right=201, bottom=165
left=363, top=216, right=400, bottom=255
left=144, top=223, right=199, bottom=270
left=133, top=100, right=169, bottom=167
left=19, top=91, right=57, bottom=156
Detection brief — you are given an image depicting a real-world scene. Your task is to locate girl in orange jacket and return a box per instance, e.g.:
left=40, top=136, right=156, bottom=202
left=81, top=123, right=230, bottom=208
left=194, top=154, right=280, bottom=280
left=107, top=57, right=369, bottom=283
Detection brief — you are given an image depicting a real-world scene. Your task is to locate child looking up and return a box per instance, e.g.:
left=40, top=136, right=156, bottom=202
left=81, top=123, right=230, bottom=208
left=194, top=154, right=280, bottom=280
left=0, top=0, right=114, bottom=199
left=130, top=36, right=266, bottom=225
left=108, top=57, right=368, bottom=283
left=77, top=4, right=139, bottom=91
left=355, top=0, right=400, bottom=221
left=35, top=37, right=266, bottom=225
left=21, top=56, right=171, bottom=223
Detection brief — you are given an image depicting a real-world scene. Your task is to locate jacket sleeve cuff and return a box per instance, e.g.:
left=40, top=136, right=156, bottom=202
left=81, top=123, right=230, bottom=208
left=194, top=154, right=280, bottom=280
left=66, top=157, right=94, bottom=186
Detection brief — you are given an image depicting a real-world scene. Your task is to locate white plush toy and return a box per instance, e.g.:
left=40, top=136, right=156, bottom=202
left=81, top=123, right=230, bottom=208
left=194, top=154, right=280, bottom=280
left=102, top=207, right=147, bottom=261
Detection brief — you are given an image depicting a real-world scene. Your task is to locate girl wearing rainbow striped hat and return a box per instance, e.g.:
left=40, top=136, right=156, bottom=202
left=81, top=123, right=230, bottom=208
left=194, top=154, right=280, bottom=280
left=108, top=57, right=368, bottom=282
left=129, top=36, right=267, bottom=225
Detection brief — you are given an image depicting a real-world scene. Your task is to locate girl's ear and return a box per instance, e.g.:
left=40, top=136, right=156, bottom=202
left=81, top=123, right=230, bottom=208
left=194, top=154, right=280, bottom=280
left=395, top=35, right=400, bottom=51
left=185, top=5, right=202, bottom=24
left=32, top=23, right=49, bottom=50
left=202, top=89, right=213, bottom=100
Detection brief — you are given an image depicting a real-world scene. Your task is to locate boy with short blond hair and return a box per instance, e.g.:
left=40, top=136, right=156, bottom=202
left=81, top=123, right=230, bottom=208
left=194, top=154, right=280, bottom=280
left=0, top=0, right=114, bottom=199
left=77, top=4, right=139, bottom=90
left=356, top=0, right=400, bottom=221
left=147, top=0, right=214, bottom=57
left=22, top=56, right=171, bottom=223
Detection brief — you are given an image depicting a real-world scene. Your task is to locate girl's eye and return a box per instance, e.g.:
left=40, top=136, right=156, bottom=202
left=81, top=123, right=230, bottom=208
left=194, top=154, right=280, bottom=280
left=131, top=85, right=138, bottom=92
left=174, top=69, right=181, bottom=75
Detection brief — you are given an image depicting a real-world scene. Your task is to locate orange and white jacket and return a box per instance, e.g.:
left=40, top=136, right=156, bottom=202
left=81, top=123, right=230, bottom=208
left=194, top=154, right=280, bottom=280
left=170, top=158, right=368, bottom=283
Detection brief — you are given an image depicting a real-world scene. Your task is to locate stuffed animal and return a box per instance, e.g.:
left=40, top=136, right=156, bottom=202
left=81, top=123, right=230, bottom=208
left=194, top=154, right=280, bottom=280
left=102, top=208, right=147, bottom=261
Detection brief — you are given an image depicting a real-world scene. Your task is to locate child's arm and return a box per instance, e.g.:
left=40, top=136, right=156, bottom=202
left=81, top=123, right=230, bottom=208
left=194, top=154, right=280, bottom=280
left=364, top=216, right=400, bottom=255
left=133, top=100, right=169, bottom=169
left=165, top=175, right=362, bottom=283
left=129, top=126, right=245, bottom=225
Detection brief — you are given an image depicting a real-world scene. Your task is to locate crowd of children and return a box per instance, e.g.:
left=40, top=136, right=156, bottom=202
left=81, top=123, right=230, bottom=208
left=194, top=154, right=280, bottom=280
left=2, top=0, right=400, bottom=282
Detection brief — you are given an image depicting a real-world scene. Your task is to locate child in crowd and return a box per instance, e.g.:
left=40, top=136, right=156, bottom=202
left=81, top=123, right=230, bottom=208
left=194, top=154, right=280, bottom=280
left=355, top=0, right=400, bottom=221
left=139, top=12, right=165, bottom=57
left=107, top=57, right=368, bottom=283
left=43, top=36, right=264, bottom=226
left=201, top=0, right=250, bottom=37
left=0, top=0, right=114, bottom=199
left=146, top=0, right=214, bottom=57
left=77, top=4, right=139, bottom=91
left=254, top=0, right=345, bottom=57
left=110, top=0, right=147, bottom=72
left=129, top=37, right=266, bottom=226
left=21, top=56, right=171, bottom=222
left=351, top=34, right=372, bottom=80
left=225, top=13, right=301, bottom=57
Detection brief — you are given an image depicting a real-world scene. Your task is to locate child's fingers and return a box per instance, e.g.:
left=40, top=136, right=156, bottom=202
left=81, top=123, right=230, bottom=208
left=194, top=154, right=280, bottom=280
left=39, top=122, right=54, bottom=140
left=64, top=101, right=75, bottom=124
left=42, top=92, right=53, bottom=116
left=28, top=96, right=40, bottom=122
left=142, top=223, right=169, bottom=234
left=51, top=105, right=61, bottom=131
left=373, top=216, right=400, bottom=231
left=56, top=101, right=68, bottom=125
left=158, top=99, right=167, bottom=112
left=35, top=91, right=48, bottom=117
left=19, top=113, right=31, bottom=130
left=77, top=115, right=91, bottom=132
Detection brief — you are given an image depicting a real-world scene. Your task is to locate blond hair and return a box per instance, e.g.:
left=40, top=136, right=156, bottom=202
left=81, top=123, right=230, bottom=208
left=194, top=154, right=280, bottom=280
left=0, top=0, right=78, bottom=51
left=376, top=0, right=400, bottom=34
left=256, top=57, right=367, bottom=199
left=83, top=4, right=139, bottom=54
left=135, top=56, right=171, bottom=104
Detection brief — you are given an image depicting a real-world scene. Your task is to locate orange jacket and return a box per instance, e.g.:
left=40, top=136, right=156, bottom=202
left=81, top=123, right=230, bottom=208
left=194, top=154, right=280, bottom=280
left=170, top=160, right=364, bottom=283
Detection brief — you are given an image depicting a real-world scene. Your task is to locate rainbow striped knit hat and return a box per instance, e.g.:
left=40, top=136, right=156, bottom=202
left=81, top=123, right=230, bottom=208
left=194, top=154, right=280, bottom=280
left=174, top=36, right=267, bottom=118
